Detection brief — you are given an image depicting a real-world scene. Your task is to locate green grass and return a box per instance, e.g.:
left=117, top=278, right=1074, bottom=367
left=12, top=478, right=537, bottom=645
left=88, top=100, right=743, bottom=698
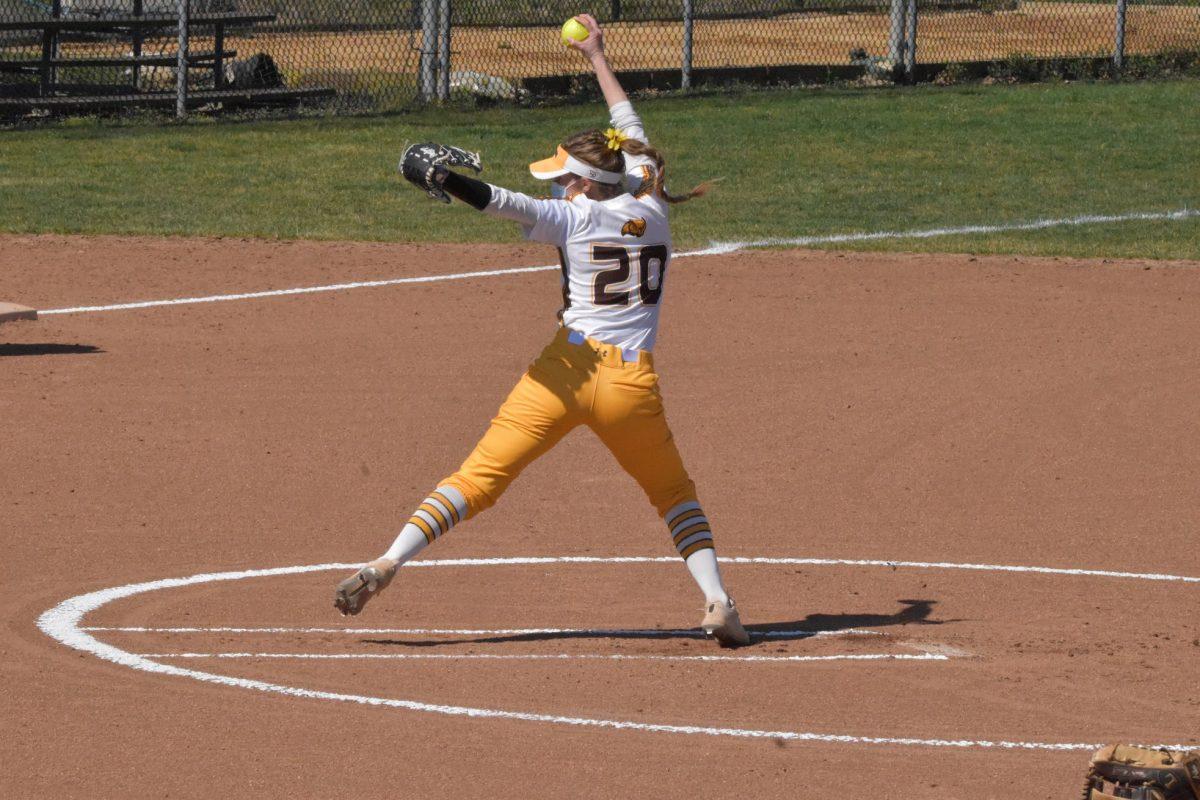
left=1, top=79, right=1198, bottom=259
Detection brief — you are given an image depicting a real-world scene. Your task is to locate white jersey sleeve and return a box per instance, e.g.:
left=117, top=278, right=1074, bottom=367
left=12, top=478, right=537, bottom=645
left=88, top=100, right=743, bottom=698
left=608, top=101, right=659, bottom=200
left=608, top=100, right=648, bottom=145
left=484, top=184, right=588, bottom=246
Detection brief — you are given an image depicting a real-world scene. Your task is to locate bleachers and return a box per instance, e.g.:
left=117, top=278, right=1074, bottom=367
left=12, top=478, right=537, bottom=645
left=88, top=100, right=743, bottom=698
left=0, top=3, right=333, bottom=115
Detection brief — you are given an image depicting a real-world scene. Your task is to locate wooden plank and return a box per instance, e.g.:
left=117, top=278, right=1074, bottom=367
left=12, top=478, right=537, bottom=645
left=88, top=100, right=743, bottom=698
left=520, top=63, right=866, bottom=96
left=2, top=81, right=138, bottom=94
left=0, top=51, right=237, bottom=69
left=0, top=13, right=276, bottom=32
left=0, top=87, right=336, bottom=113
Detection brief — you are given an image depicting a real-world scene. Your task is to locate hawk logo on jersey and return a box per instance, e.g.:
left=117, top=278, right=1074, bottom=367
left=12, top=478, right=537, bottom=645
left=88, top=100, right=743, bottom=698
left=621, top=218, right=647, bottom=237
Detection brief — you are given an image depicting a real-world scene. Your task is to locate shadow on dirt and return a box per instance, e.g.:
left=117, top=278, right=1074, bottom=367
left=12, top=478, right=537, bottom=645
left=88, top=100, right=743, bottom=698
left=772, top=598, right=952, bottom=635
left=363, top=599, right=953, bottom=649
left=0, top=343, right=102, bottom=357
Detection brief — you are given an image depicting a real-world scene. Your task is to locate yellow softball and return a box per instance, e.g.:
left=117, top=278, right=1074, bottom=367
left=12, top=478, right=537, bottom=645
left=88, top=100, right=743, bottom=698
left=560, top=18, right=588, bottom=46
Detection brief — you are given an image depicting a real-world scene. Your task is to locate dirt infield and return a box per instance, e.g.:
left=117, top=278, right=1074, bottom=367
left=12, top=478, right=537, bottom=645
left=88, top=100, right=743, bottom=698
left=3, top=234, right=1200, bottom=798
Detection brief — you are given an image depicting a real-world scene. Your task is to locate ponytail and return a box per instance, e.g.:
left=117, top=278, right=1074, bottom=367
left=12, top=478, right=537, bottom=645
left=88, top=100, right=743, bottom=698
left=620, top=139, right=712, bottom=205
left=560, top=127, right=713, bottom=204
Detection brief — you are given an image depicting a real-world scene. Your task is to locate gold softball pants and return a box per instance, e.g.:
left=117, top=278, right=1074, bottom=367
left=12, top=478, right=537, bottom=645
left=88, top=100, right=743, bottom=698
left=439, top=327, right=699, bottom=520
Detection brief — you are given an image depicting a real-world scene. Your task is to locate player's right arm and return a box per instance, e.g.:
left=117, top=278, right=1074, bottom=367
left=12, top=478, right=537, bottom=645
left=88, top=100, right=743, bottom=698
left=482, top=183, right=586, bottom=244
left=451, top=177, right=583, bottom=244
left=567, top=14, right=648, bottom=145
left=443, top=173, right=585, bottom=244
left=400, top=143, right=585, bottom=244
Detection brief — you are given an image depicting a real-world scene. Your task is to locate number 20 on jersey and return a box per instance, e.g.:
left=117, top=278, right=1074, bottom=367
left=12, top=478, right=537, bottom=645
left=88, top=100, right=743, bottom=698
left=592, top=244, right=669, bottom=306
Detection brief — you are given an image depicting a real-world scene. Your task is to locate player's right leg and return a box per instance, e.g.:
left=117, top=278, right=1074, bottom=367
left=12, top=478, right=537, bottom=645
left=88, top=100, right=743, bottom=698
left=336, top=343, right=584, bottom=615
left=588, top=361, right=749, bottom=647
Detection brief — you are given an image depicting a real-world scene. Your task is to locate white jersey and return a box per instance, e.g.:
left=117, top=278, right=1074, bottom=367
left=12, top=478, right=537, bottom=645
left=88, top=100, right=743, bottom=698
left=483, top=102, right=671, bottom=353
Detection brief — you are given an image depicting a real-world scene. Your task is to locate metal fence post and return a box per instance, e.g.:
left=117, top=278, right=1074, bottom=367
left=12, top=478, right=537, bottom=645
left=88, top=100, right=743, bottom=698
left=437, top=0, right=450, bottom=100
left=681, top=0, right=694, bottom=90
left=419, top=0, right=437, bottom=102
left=176, top=0, right=188, bottom=119
left=40, top=0, right=63, bottom=97
left=887, top=0, right=907, bottom=70
left=904, top=0, right=918, bottom=82
left=132, top=0, right=144, bottom=91
left=1114, top=0, right=1127, bottom=69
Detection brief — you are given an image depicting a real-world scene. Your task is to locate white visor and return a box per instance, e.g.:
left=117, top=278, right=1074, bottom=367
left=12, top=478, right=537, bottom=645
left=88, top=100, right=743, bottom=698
left=529, top=145, right=623, bottom=185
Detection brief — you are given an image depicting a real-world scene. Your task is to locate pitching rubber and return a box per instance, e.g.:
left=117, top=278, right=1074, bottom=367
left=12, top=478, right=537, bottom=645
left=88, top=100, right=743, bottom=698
left=0, top=302, right=37, bottom=324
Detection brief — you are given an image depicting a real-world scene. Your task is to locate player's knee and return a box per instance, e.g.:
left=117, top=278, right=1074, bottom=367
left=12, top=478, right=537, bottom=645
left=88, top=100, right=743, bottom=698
left=438, top=475, right=497, bottom=519
left=651, top=479, right=698, bottom=519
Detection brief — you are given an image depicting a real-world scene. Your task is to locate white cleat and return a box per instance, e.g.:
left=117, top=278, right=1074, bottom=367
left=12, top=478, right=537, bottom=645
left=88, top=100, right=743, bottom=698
left=701, top=598, right=750, bottom=647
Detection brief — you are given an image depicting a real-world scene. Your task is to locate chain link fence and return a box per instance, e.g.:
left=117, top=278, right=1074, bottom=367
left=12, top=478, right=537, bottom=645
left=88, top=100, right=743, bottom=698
left=3, top=0, right=1199, bottom=117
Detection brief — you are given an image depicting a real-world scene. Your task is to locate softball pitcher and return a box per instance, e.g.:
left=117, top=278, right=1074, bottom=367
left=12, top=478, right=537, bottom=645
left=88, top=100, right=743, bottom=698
left=335, top=14, right=749, bottom=646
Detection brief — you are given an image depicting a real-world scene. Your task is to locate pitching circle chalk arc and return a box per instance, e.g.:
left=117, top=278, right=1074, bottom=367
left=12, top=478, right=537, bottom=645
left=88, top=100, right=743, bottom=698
left=37, top=556, right=1198, bottom=752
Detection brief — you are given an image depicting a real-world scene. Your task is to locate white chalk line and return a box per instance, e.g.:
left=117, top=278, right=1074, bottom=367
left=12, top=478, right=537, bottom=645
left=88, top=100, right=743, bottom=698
left=384, top=554, right=1200, bottom=583
left=38, top=556, right=1200, bottom=752
left=139, top=651, right=946, bottom=664
left=38, top=208, right=1198, bottom=316
left=98, top=553, right=1194, bottom=583
left=81, top=625, right=883, bottom=639
left=687, top=208, right=1200, bottom=255
left=38, top=264, right=558, bottom=316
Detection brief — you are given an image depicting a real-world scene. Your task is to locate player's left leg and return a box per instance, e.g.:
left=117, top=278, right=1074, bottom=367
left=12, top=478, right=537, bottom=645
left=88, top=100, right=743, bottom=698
left=336, top=335, right=587, bottom=616
left=588, top=359, right=749, bottom=646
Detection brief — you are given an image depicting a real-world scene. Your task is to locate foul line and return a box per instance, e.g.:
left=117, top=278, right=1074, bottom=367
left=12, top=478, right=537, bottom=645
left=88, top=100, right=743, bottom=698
left=686, top=208, right=1200, bottom=255
left=139, top=651, right=943, bottom=664
left=39, top=264, right=559, bottom=316
left=38, top=556, right=1200, bottom=752
left=38, top=208, right=1198, bottom=316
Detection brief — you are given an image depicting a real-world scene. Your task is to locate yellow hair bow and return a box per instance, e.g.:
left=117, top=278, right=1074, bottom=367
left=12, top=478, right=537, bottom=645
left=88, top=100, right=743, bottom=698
left=604, top=127, right=629, bottom=151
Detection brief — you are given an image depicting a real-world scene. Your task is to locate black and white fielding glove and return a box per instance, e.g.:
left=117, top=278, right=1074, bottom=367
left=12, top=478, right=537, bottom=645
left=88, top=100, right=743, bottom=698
left=399, top=142, right=483, bottom=204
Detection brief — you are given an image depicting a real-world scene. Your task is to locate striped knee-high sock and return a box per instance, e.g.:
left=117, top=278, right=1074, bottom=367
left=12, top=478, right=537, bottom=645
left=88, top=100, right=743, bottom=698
left=665, top=500, right=715, bottom=559
left=665, top=500, right=729, bottom=604
left=383, top=485, right=469, bottom=565
left=409, top=485, right=468, bottom=544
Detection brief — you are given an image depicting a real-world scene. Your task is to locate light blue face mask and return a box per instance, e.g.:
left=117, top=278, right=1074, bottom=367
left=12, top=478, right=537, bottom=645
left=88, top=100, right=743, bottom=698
left=550, top=177, right=579, bottom=199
